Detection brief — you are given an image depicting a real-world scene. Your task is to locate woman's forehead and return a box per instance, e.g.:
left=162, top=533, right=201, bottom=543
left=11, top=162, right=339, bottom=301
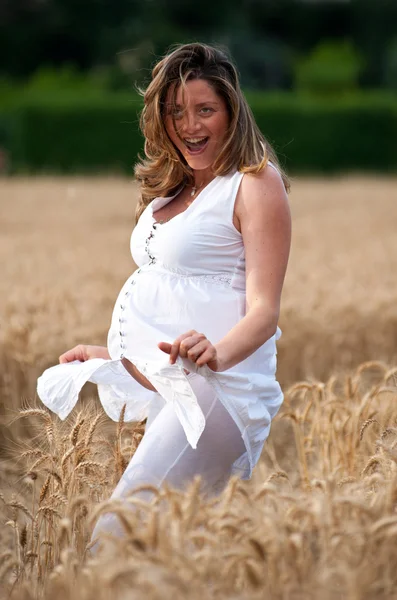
left=165, top=79, right=219, bottom=105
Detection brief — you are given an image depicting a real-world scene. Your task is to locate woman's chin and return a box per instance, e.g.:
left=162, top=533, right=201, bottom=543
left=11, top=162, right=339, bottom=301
left=184, top=155, right=214, bottom=171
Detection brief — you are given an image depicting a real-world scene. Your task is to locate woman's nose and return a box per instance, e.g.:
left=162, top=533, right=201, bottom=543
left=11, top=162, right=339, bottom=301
left=180, top=110, right=200, bottom=133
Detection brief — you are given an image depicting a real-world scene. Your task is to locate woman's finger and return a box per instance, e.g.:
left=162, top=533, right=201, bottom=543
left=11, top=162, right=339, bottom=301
left=59, top=348, right=77, bottom=364
left=157, top=341, right=172, bottom=355
left=196, top=346, right=217, bottom=368
left=169, top=330, right=199, bottom=364
left=169, top=333, right=190, bottom=364
left=186, top=339, right=209, bottom=362
left=179, top=333, right=206, bottom=358
left=59, top=345, right=85, bottom=364
left=159, top=331, right=209, bottom=365
left=157, top=338, right=191, bottom=361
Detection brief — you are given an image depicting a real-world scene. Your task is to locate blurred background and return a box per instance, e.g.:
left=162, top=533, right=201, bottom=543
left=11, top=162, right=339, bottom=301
left=0, top=0, right=396, bottom=424
left=0, top=0, right=396, bottom=174
left=1, top=5, right=397, bottom=597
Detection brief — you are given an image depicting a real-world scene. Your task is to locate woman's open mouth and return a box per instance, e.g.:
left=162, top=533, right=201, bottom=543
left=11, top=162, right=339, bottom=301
left=183, top=136, right=209, bottom=155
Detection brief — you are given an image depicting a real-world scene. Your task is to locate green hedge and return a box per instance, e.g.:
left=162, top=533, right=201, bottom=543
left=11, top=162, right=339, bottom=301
left=2, top=92, right=397, bottom=174
left=248, top=94, right=397, bottom=173
left=5, top=95, right=144, bottom=174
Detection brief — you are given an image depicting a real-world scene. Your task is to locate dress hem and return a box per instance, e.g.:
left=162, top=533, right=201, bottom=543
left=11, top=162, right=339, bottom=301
left=37, top=353, right=283, bottom=481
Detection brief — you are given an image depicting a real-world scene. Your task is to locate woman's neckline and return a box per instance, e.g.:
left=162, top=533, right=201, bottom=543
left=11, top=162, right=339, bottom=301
left=151, top=174, right=222, bottom=227
left=149, top=161, right=278, bottom=227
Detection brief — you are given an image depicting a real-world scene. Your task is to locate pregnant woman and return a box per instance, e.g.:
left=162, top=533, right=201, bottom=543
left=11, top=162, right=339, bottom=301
left=37, top=42, right=291, bottom=544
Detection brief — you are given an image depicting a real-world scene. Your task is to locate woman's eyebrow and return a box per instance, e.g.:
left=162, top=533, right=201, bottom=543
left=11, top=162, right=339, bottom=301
left=166, top=101, right=220, bottom=108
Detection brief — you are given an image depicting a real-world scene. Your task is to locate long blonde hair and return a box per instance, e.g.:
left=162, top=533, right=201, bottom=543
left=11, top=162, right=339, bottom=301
left=134, top=42, right=290, bottom=224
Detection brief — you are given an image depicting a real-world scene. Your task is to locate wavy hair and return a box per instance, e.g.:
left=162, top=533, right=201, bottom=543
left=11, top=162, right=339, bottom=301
left=134, top=42, right=290, bottom=224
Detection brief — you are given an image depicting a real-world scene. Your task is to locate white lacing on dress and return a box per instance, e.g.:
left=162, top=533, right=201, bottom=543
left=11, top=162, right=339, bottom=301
left=154, top=266, right=233, bottom=287
left=144, top=229, right=156, bottom=265
left=196, top=273, right=232, bottom=286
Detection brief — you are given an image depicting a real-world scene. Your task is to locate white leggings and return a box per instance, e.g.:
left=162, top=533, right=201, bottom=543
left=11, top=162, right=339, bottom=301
left=91, top=372, right=246, bottom=545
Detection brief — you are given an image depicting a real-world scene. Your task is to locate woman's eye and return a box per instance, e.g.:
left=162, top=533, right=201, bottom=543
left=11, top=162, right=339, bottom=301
left=166, top=108, right=183, bottom=119
left=172, top=109, right=183, bottom=119
left=167, top=107, right=213, bottom=118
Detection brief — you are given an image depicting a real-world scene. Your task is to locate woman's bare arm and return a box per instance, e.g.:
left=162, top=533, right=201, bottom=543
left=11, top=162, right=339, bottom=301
left=213, top=164, right=291, bottom=370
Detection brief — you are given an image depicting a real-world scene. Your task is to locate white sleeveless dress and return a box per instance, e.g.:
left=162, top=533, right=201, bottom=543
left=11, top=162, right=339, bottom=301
left=37, top=166, right=283, bottom=480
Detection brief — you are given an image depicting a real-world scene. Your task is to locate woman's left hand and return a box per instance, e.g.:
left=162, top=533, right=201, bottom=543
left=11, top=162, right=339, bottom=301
left=158, top=330, right=220, bottom=372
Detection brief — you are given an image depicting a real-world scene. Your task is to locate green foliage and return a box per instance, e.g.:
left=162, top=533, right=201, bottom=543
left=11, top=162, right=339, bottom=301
left=1, top=0, right=397, bottom=92
left=6, top=95, right=143, bottom=174
left=223, top=30, right=293, bottom=90
left=294, top=41, right=364, bottom=96
left=250, top=93, right=397, bottom=173
left=27, top=66, right=92, bottom=93
left=384, top=37, right=397, bottom=90
left=26, top=63, right=140, bottom=95
left=1, top=92, right=396, bottom=175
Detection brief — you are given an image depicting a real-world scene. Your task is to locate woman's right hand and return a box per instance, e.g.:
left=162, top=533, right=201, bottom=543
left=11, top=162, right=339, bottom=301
left=59, top=345, right=110, bottom=364
left=59, top=345, right=157, bottom=393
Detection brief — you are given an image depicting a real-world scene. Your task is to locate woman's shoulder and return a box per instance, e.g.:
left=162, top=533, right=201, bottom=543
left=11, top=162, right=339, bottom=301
left=240, top=161, right=287, bottom=200
left=235, top=162, right=289, bottom=225
left=241, top=161, right=283, bottom=189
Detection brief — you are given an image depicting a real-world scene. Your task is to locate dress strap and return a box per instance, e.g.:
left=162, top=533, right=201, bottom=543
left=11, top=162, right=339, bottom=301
left=267, top=160, right=280, bottom=175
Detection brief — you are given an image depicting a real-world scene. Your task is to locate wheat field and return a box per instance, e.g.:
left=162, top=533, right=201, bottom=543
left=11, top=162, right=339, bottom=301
left=1, top=175, right=397, bottom=599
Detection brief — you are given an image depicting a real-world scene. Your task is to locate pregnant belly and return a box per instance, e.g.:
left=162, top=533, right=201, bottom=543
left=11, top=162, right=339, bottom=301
left=121, top=355, right=191, bottom=392
left=108, top=270, right=244, bottom=364
left=120, top=357, right=157, bottom=391
left=133, top=272, right=244, bottom=335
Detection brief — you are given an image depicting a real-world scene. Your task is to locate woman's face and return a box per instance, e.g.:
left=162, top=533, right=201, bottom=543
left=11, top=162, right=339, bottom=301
left=164, top=79, right=230, bottom=173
